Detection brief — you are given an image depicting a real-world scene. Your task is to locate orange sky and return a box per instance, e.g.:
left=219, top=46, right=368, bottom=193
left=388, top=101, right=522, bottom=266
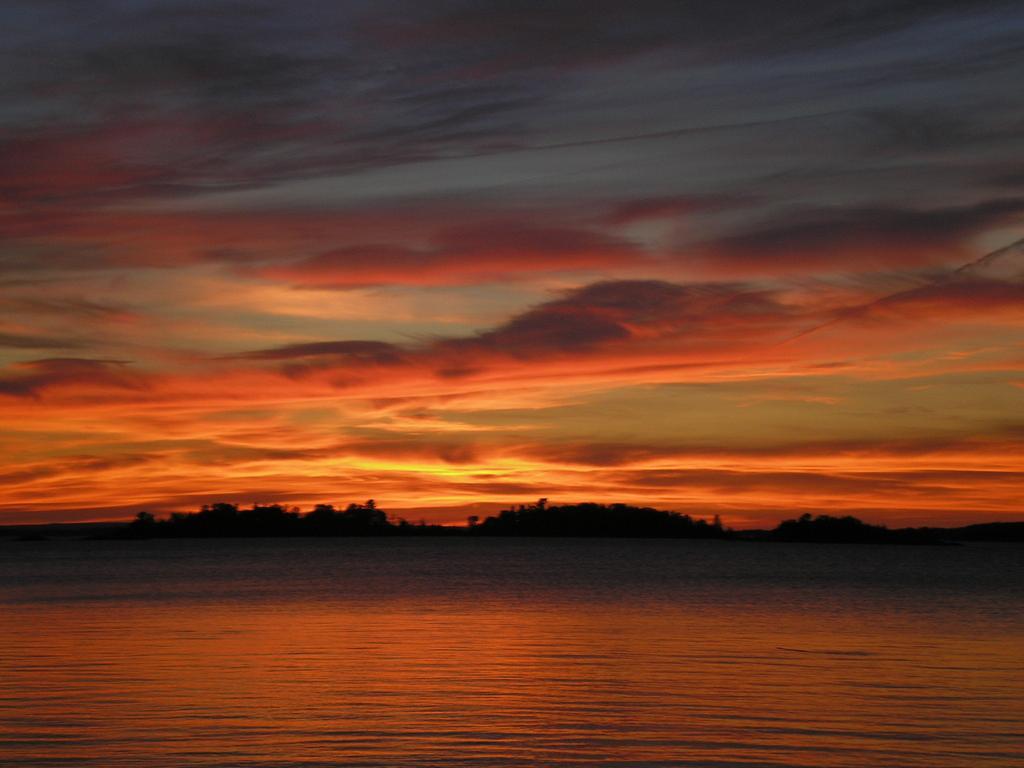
left=1, top=2, right=1023, bottom=526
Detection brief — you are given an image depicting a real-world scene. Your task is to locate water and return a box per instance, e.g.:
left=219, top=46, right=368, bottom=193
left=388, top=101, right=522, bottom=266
left=1, top=537, right=1022, bottom=767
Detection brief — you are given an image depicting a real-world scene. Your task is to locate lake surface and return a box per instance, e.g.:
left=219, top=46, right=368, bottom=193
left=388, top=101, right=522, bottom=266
left=1, top=537, right=1022, bottom=767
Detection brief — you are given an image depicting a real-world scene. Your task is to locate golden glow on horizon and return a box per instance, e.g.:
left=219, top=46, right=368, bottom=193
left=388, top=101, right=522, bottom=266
left=3, top=312, right=1021, bottom=528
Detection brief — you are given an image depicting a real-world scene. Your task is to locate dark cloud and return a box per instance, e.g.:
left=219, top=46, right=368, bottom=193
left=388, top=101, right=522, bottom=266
left=0, top=331, right=81, bottom=350
left=0, top=0, right=1019, bottom=307
left=465, top=280, right=692, bottom=356
left=688, top=198, right=1024, bottom=273
left=603, top=195, right=745, bottom=226
left=441, top=279, right=793, bottom=360
left=228, top=278, right=796, bottom=383
left=362, top=1, right=1019, bottom=74
left=990, top=168, right=1024, bottom=189
left=335, top=438, right=482, bottom=466
left=1, top=0, right=1017, bottom=216
left=258, top=222, right=642, bottom=288
left=0, top=4, right=542, bottom=208
left=0, top=358, right=143, bottom=398
left=856, top=108, right=995, bottom=154
left=229, top=340, right=405, bottom=364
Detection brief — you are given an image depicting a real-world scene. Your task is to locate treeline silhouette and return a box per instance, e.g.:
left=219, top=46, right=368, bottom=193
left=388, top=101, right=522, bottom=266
left=768, top=513, right=942, bottom=544
left=473, top=499, right=727, bottom=538
left=763, top=514, right=1024, bottom=544
left=924, top=521, right=1024, bottom=542
left=115, top=499, right=728, bottom=539
left=120, top=500, right=450, bottom=538
left=104, top=501, right=1023, bottom=543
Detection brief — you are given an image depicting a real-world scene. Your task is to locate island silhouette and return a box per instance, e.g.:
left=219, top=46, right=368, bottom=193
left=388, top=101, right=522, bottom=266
left=12, top=499, right=1000, bottom=544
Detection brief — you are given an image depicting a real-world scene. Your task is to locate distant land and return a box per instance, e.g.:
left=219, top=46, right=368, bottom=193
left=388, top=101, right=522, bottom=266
left=2, top=500, right=1022, bottom=544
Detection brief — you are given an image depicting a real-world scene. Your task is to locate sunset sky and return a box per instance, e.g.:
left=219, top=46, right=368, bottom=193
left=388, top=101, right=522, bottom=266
left=1, top=1, right=1022, bottom=526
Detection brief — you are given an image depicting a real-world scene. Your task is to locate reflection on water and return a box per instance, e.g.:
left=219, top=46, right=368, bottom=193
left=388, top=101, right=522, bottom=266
left=1, top=538, right=1022, bottom=767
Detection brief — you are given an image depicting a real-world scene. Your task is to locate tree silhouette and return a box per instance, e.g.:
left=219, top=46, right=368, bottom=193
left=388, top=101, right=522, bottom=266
left=474, top=499, right=728, bottom=538
left=770, top=513, right=939, bottom=544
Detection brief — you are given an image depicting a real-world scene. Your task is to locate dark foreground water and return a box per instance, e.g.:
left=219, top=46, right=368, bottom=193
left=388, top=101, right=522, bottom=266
left=1, top=538, right=1022, bottom=767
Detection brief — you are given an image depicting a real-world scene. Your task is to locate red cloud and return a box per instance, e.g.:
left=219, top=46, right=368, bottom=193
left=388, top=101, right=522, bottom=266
left=256, top=222, right=642, bottom=287
left=0, top=202, right=651, bottom=286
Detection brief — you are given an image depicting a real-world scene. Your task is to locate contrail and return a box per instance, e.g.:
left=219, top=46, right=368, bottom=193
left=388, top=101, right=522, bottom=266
left=776, top=236, right=1024, bottom=347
